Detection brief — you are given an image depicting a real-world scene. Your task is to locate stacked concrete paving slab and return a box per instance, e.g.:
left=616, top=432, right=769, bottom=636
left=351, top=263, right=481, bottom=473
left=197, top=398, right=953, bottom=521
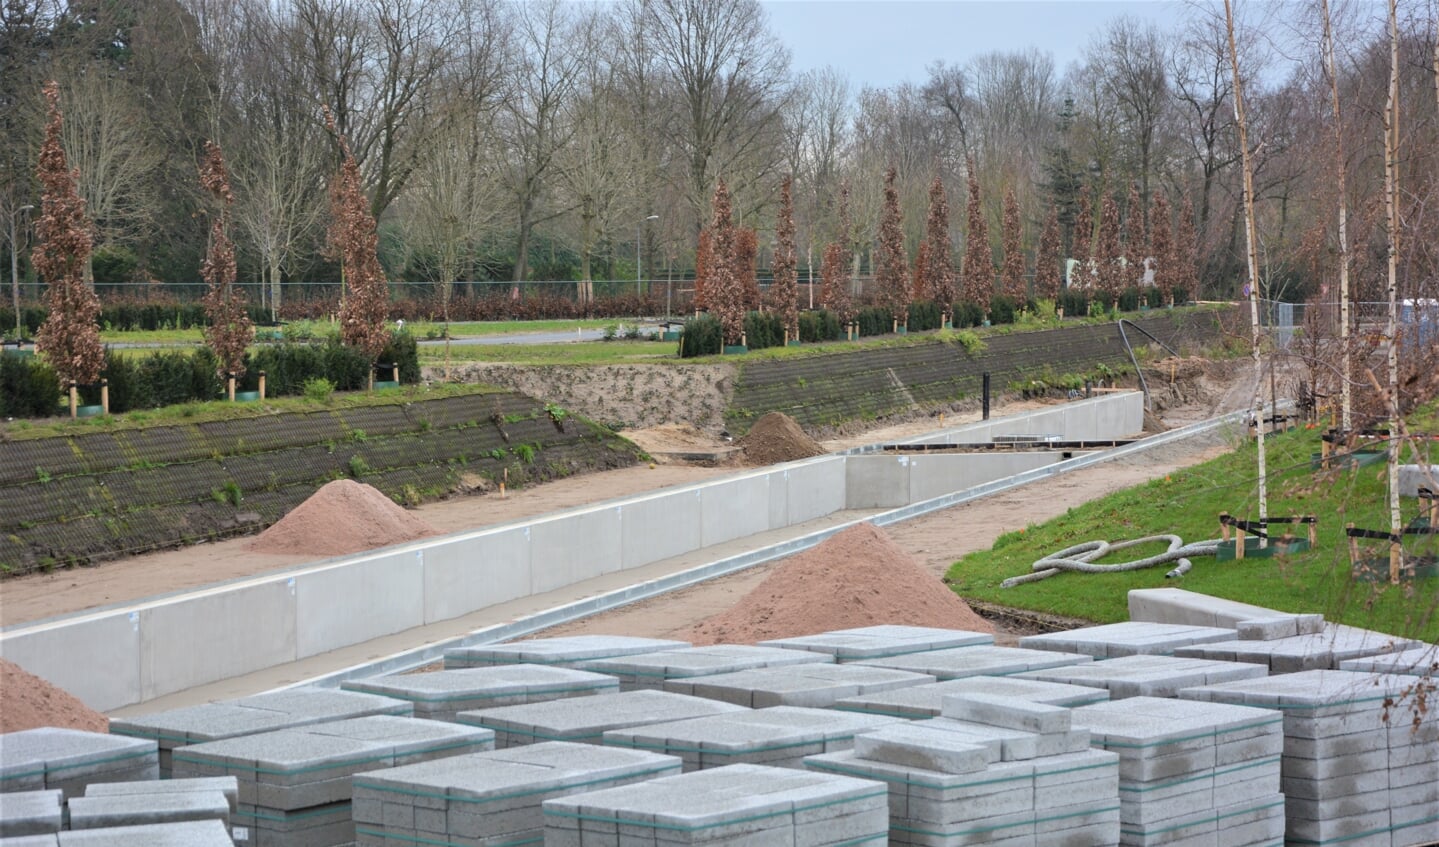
left=1338, top=645, right=1438, bottom=675
left=1070, top=696, right=1286, bottom=847
left=666, top=664, right=936, bottom=708
left=833, top=676, right=1109, bottom=719
left=807, top=692, right=1120, bottom=846
left=1173, top=624, right=1421, bottom=673
left=1016, top=654, right=1268, bottom=699
left=1019, top=622, right=1238, bottom=658
left=0, top=819, right=237, bottom=846
left=443, top=636, right=690, bottom=669
left=0, top=790, right=62, bottom=837
left=852, top=645, right=1094, bottom=680
left=66, top=790, right=230, bottom=831
left=110, top=687, right=412, bottom=775
left=351, top=740, right=681, bottom=847
left=601, top=707, right=908, bottom=771
left=340, top=664, right=620, bottom=721
left=170, top=716, right=493, bottom=847
left=0, top=729, right=157, bottom=798
left=543, top=763, right=889, bottom=847
left=1180, top=669, right=1439, bottom=847
left=83, top=776, right=239, bottom=815
left=760, top=625, right=993, bottom=662
left=577, top=645, right=834, bottom=691
left=457, top=690, right=747, bottom=747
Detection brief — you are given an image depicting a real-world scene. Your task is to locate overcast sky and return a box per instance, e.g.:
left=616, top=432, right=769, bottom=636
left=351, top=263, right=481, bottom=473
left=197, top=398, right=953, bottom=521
left=760, top=1, right=1188, bottom=88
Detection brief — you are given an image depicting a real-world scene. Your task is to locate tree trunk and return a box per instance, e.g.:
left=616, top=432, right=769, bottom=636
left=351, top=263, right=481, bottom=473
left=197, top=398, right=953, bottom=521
left=1320, top=0, right=1352, bottom=433
left=268, top=256, right=283, bottom=324
left=1383, top=0, right=1401, bottom=582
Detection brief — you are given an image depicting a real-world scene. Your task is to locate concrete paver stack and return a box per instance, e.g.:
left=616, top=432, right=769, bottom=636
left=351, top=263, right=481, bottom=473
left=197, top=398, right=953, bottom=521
left=1172, top=623, right=1420, bottom=673
left=806, top=693, right=1120, bottom=846
left=1069, top=695, right=1286, bottom=847
left=852, top=645, right=1094, bottom=680
left=457, top=690, right=747, bottom=748
left=833, top=675, right=1109, bottom=719
left=443, top=636, right=690, bottom=669
left=759, top=625, right=993, bottom=662
left=340, top=664, right=620, bottom=721
left=1338, top=646, right=1438, bottom=675
left=350, top=740, right=681, bottom=847
left=1016, top=654, right=1268, bottom=699
left=3, top=819, right=237, bottom=845
left=65, top=790, right=230, bottom=831
left=1019, top=622, right=1239, bottom=658
left=542, top=763, right=890, bottom=847
left=170, top=715, right=493, bottom=847
left=1180, top=669, right=1439, bottom=847
left=0, top=729, right=157, bottom=798
left=664, top=664, right=936, bottom=708
left=577, top=645, right=834, bottom=691
left=0, top=790, right=63, bottom=838
left=82, top=775, right=239, bottom=814
left=601, top=706, right=908, bottom=771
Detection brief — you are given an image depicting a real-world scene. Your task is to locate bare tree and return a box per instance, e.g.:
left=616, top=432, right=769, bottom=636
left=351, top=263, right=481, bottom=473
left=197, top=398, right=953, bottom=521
left=1084, top=17, right=1170, bottom=221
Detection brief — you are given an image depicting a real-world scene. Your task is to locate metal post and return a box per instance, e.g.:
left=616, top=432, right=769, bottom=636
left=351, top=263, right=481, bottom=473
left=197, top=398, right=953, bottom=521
left=982, top=372, right=991, bottom=420
left=637, top=214, right=658, bottom=298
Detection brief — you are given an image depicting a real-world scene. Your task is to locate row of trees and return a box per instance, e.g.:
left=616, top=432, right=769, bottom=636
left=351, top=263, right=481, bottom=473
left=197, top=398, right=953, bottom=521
left=1, top=0, right=1436, bottom=312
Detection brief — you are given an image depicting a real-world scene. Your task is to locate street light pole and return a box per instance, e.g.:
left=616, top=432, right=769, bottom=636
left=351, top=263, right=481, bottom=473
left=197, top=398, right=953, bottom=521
left=10, top=204, right=34, bottom=338
left=637, top=214, right=658, bottom=298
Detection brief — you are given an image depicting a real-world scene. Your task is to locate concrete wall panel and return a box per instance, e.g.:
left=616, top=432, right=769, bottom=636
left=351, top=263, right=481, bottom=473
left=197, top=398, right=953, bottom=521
left=845, top=456, right=911, bottom=509
left=907, top=453, right=1058, bottom=502
left=140, top=578, right=297, bottom=700
left=619, top=489, right=702, bottom=569
left=785, top=457, right=847, bottom=524
left=765, top=470, right=790, bottom=531
left=700, top=473, right=772, bottom=546
left=295, top=551, right=423, bottom=658
left=422, top=527, right=532, bottom=624
left=0, top=612, right=141, bottom=712
left=530, top=507, right=622, bottom=593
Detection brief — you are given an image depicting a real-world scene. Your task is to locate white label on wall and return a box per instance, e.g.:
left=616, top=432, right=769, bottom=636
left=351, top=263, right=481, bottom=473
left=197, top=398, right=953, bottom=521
left=233, top=826, right=250, bottom=841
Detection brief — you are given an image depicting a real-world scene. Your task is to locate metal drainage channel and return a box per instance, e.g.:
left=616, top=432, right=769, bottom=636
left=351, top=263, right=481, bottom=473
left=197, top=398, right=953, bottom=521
left=282, top=407, right=1254, bottom=693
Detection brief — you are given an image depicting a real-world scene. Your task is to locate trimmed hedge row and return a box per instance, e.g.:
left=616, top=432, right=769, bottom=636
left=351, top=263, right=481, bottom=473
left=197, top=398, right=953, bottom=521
left=0, top=333, right=419, bottom=418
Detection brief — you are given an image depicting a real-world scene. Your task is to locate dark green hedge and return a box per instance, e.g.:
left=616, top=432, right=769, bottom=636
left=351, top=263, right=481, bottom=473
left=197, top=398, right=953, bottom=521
left=0, top=354, right=61, bottom=417
left=798, top=310, right=842, bottom=342
left=907, top=301, right=943, bottom=332
left=743, top=312, right=785, bottom=351
left=679, top=315, right=722, bottom=357
left=1, top=302, right=271, bottom=336
left=856, top=307, right=894, bottom=337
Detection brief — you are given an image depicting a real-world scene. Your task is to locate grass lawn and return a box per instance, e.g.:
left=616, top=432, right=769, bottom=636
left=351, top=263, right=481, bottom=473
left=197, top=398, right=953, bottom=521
left=947, top=424, right=1439, bottom=643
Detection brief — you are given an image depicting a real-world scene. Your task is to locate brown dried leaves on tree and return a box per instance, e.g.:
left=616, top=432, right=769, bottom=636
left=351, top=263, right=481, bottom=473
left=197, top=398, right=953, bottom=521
left=33, top=81, right=104, bottom=387
left=767, top=176, right=800, bottom=340
left=734, top=226, right=760, bottom=311
left=694, top=228, right=714, bottom=310
left=706, top=179, right=746, bottom=346
left=960, top=161, right=992, bottom=316
left=1072, top=186, right=1093, bottom=286
left=875, top=166, right=909, bottom=321
left=326, top=112, right=390, bottom=362
left=199, top=141, right=252, bottom=379
left=922, top=173, right=954, bottom=313
left=1035, top=204, right=1063, bottom=302
left=1123, top=182, right=1147, bottom=289
left=1095, top=193, right=1124, bottom=301
left=820, top=183, right=856, bottom=324
left=999, top=187, right=1026, bottom=301
left=1150, top=193, right=1174, bottom=306
left=1173, top=198, right=1200, bottom=302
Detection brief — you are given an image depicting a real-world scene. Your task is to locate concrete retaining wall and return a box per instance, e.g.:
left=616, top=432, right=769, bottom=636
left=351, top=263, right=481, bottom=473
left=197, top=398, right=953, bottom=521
left=1, top=394, right=1142, bottom=713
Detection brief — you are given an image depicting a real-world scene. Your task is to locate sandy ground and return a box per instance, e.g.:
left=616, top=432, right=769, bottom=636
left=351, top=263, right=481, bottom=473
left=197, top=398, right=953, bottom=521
left=0, top=359, right=1255, bottom=630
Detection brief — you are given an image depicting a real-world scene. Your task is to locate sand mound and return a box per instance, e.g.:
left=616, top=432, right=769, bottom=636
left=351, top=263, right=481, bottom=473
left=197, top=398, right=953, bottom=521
left=738, top=412, right=824, bottom=465
left=677, top=522, right=994, bottom=645
left=247, top=479, right=439, bottom=556
left=0, top=659, right=109, bottom=733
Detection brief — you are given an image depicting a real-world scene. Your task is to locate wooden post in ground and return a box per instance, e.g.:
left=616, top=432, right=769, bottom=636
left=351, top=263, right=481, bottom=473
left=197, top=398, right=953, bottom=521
left=258, top=371, right=267, bottom=400
left=1390, top=538, right=1402, bottom=584
left=227, top=373, right=236, bottom=402
left=1346, top=523, right=1359, bottom=568
left=68, top=382, right=77, bottom=418
left=100, top=379, right=108, bottom=414
left=1219, top=513, right=1232, bottom=543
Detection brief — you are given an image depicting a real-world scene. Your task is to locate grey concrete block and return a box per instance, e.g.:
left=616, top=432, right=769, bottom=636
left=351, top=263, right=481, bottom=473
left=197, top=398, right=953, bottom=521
left=1173, top=625, right=1420, bottom=673
left=834, top=675, right=1108, bottom=719
left=939, top=693, right=1071, bottom=734
left=579, top=645, right=834, bottom=690
left=910, top=718, right=1043, bottom=763
left=851, top=646, right=1091, bottom=681
left=1019, top=622, right=1237, bottom=659
left=1337, top=645, right=1438, bottom=675
left=0, top=790, right=62, bottom=837
left=1236, top=617, right=1299, bottom=641
left=758, top=626, right=993, bottom=662
left=84, top=776, right=239, bottom=814
left=0, top=835, right=59, bottom=847
left=1020, top=654, right=1268, bottom=700
left=341, top=664, right=620, bottom=718
left=669, top=664, right=935, bottom=709
left=1398, top=464, right=1439, bottom=497
left=54, top=820, right=235, bottom=846
left=444, top=636, right=691, bottom=669
left=66, top=791, right=230, bottom=831
left=0, top=729, right=158, bottom=798
left=458, top=690, right=747, bottom=746
left=852, top=725, right=990, bottom=774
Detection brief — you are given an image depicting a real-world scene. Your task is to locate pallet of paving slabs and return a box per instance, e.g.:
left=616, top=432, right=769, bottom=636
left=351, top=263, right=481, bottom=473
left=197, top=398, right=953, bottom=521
left=83, top=776, right=239, bottom=815
left=1069, top=695, right=1286, bottom=847
left=576, top=644, right=835, bottom=691
left=850, top=645, right=1094, bottom=681
left=1179, top=669, right=1439, bottom=847
left=543, top=762, right=889, bottom=847
left=109, top=687, right=413, bottom=776
left=1014, top=654, right=1269, bottom=699
left=340, top=664, right=621, bottom=721
left=664, top=664, right=935, bottom=709
left=833, top=675, right=1110, bottom=720
left=170, top=716, right=493, bottom=847
left=759, top=625, right=993, bottom=663
left=351, top=740, right=682, bottom=847
left=66, top=790, right=231, bottom=831
left=1338, top=645, right=1438, bottom=675
left=601, top=706, right=909, bottom=772
left=30, top=819, right=237, bottom=846
left=0, top=790, right=62, bottom=837
left=456, top=689, right=748, bottom=748
left=0, top=729, right=158, bottom=799
left=1018, top=621, right=1239, bottom=659
left=443, top=635, right=691, bottom=669
left=1173, top=623, right=1423, bottom=673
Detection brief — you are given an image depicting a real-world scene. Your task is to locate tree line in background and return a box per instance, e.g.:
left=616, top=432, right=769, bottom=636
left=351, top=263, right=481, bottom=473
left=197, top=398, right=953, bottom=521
left=1, top=0, right=1436, bottom=319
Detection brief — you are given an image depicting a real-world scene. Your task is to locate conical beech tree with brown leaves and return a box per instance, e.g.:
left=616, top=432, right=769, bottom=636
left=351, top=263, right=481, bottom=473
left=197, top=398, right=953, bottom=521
left=875, top=166, right=909, bottom=323
left=694, top=228, right=713, bottom=310
left=1150, top=193, right=1173, bottom=306
left=1035, top=204, right=1063, bottom=302
left=33, top=81, right=104, bottom=389
left=199, top=141, right=252, bottom=380
left=999, top=187, right=1026, bottom=301
left=706, top=179, right=746, bottom=346
left=326, top=111, right=390, bottom=363
left=1072, top=186, right=1093, bottom=287
left=960, top=161, right=992, bottom=317
left=1123, top=182, right=1147, bottom=289
left=734, top=226, right=760, bottom=311
left=767, top=176, right=800, bottom=340
left=1095, top=193, right=1123, bottom=303
left=922, top=173, right=955, bottom=315
left=820, top=183, right=856, bottom=325
left=912, top=240, right=931, bottom=301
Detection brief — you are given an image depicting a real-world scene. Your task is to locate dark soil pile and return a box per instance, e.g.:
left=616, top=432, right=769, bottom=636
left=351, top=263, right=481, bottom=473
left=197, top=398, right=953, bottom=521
left=738, top=412, right=825, bottom=465
left=0, top=659, right=110, bottom=733
left=677, top=522, right=995, bottom=645
left=247, top=479, right=439, bottom=557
